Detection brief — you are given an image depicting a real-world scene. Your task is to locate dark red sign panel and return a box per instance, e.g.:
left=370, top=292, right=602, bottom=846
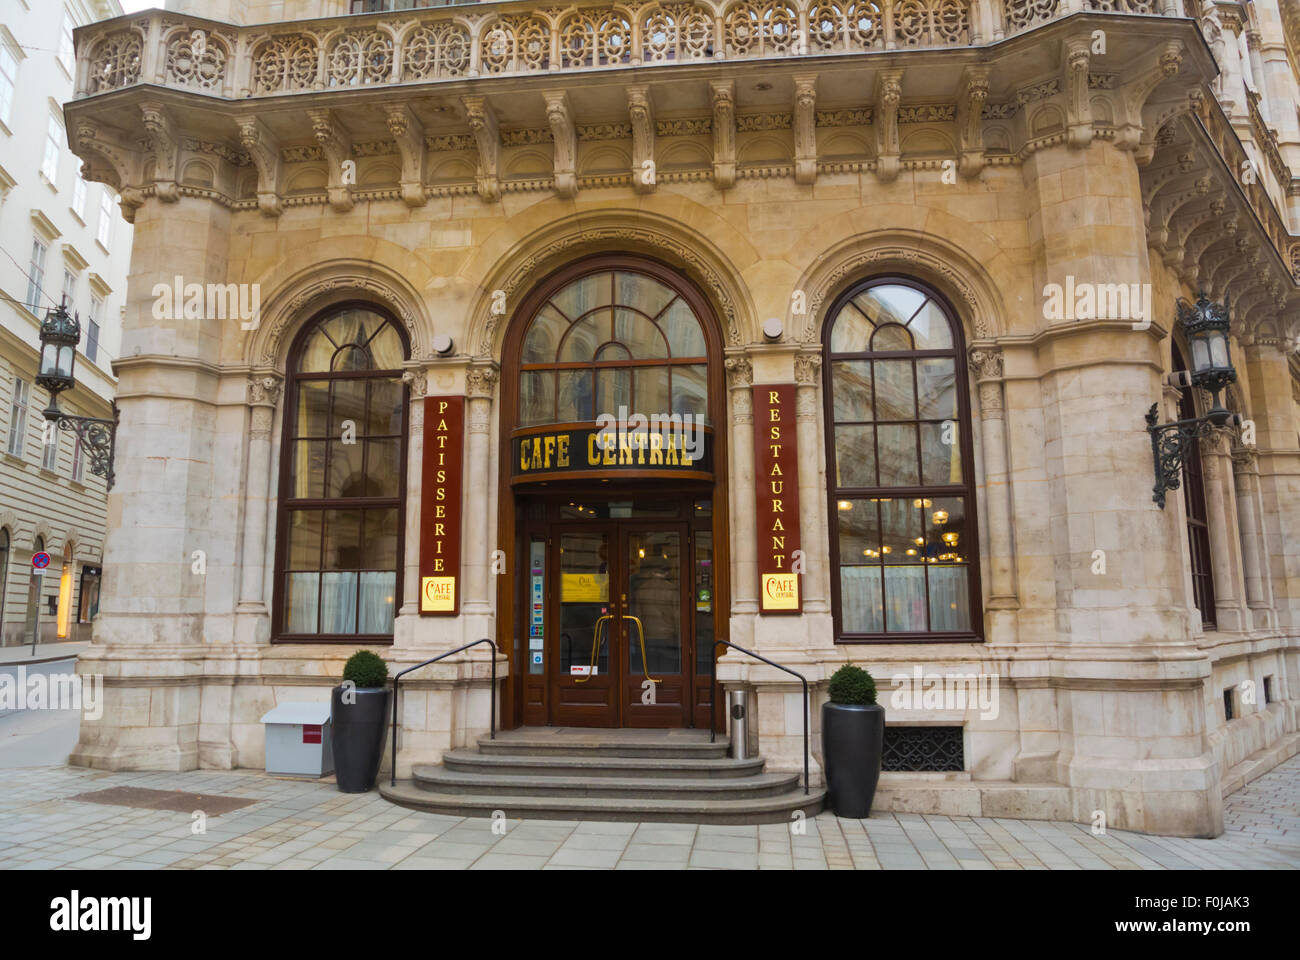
left=420, top=396, right=464, bottom=615
left=753, top=384, right=801, bottom=613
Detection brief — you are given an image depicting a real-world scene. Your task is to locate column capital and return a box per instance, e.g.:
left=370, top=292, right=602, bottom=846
left=1230, top=444, right=1259, bottom=473
left=725, top=355, right=753, bottom=390
left=967, top=346, right=1004, bottom=383
left=246, top=373, right=282, bottom=408
left=465, top=363, right=500, bottom=399
left=401, top=366, right=428, bottom=400
left=793, top=352, right=822, bottom=386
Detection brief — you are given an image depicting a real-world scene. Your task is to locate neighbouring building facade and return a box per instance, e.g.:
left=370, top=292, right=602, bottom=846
left=0, top=0, right=130, bottom=646
left=64, top=0, right=1300, bottom=836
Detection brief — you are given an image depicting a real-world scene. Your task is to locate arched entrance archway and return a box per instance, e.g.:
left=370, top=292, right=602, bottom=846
left=497, top=255, right=729, bottom=730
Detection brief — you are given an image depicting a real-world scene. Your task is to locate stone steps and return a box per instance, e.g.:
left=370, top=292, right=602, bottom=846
left=380, top=727, right=825, bottom=824
left=442, top=747, right=765, bottom=779
left=413, top=763, right=801, bottom=799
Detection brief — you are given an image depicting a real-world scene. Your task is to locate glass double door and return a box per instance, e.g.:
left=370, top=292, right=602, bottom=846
left=551, top=521, right=690, bottom=727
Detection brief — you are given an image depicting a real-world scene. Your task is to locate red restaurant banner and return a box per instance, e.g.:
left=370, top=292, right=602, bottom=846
left=420, top=396, right=464, bottom=615
left=753, top=384, right=801, bottom=613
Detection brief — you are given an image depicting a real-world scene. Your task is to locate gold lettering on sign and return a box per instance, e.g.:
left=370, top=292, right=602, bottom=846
left=753, top=384, right=801, bottom=612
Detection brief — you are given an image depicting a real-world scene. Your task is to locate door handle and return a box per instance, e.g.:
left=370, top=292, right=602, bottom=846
left=624, top=615, right=660, bottom=684
left=575, top=615, right=610, bottom=684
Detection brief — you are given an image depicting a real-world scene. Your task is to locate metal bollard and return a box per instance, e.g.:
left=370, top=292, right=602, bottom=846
left=728, top=688, right=750, bottom=760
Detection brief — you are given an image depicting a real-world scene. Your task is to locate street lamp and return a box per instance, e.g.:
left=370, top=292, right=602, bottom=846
left=36, top=300, right=119, bottom=490
left=1145, top=292, right=1239, bottom=509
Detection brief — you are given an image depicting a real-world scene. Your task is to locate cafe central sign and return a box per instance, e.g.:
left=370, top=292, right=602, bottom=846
left=512, top=412, right=713, bottom=482
left=754, top=384, right=801, bottom=613
left=420, top=396, right=464, bottom=615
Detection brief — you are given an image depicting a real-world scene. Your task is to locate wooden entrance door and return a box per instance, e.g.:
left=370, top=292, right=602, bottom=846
left=546, top=511, right=692, bottom=727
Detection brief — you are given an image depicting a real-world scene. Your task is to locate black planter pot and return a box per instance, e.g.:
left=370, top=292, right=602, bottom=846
left=330, top=685, right=391, bottom=793
left=822, top=702, right=885, bottom=818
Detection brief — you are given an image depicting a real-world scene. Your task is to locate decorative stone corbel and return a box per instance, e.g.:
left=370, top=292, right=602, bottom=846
left=544, top=90, right=577, bottom=199
left=139, top=100, right=179, bottom=203
left=1116, top=39, right=1185, bottom=161
left=461, top=95, right=500, bottom=203
left=710, top=80, right=736, bottom=190
left=956, top=65, right=989, bottom=176
left=74, top=119, right=145, bottom=222
left=1063, top=36, right=1092, bottom=149
left=874, top=69, right=903, bottom=183
left=385, top=103, right=427, bottom=208
left=307, top=108, right=354, bottom=213
left=627, top=85, right=655, bottom=195
left=235, top=114, right=282, bottom=217
left=792, top=74, right=817, bottom=185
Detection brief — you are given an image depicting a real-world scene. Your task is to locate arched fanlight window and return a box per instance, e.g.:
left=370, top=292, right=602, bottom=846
left=822, top=278, right=981, bottom=640
left=274, top=305, right=409, bottom=642
left=517, top=269, right=710, bottom=427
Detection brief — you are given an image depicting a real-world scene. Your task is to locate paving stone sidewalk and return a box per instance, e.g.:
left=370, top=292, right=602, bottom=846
left=1, top=755, right=1296, bottom=870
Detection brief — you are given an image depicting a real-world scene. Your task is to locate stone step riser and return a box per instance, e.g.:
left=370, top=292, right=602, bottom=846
left=379, top=783, right=825, bottom=826
left=412, top=773, right=800, bottom=801
left=476, top=743, right=730, bottom=760
left=443, top=756, right=764, bottom=780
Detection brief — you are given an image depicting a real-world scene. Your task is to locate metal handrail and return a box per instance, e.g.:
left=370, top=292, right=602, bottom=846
left=390, top=638, right=497, bottom=787
left=709, top=640, right=809, bottom=795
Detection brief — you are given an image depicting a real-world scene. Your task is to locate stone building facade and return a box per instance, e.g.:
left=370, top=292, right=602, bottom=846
left=64, top=0, right=1300, bottom=836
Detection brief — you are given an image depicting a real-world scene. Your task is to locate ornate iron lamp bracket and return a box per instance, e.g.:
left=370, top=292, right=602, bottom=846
left=50, top=402, right=120, bottom=491
left=1145, top=403, right=1213, bottom=509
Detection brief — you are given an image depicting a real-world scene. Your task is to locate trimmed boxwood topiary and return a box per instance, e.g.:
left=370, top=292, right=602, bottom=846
left=827, top=664, right=877, bottom=706
left=342, top=650, right=389, bottom=690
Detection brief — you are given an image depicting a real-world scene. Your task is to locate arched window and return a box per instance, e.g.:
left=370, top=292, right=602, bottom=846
left=273, top=305, right=408, bottom=642
left=1173, top=343, right=1215, bottom=628
left=823, top=278, right=981, bottom=640
left=518, top=268, right=710, bottom=427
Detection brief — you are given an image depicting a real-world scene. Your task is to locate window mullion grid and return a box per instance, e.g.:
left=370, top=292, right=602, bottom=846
left=910, top=357, right=933, bottom=632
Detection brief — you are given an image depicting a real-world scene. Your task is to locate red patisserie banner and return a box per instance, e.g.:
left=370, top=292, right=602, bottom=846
left=753, top=384, right=801, bottom=613
left=420, top=396, right=464, bottom=615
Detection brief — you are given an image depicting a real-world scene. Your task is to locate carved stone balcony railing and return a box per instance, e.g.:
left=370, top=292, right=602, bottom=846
left=74, top=0, right=1183, bottom=101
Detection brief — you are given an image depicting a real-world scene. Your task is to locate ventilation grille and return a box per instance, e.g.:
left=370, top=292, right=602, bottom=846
left=882, top=726, right=964, bottom=772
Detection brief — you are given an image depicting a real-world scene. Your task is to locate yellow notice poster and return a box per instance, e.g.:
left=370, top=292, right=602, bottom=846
left=561, top=573, right=609, bottom=603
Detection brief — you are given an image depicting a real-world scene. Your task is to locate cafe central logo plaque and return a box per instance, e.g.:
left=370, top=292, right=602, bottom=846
left=420, top=396, right=463, bottom=615
left=754, top=384, right=801, bottom=613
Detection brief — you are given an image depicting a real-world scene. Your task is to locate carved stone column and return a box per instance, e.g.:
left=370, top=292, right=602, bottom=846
left=463, top=364, right=499, bottom=616
left=968, top=349, right=1017, bottom=608
left=235, top=374, right=281, bottom=622
left=793, top=353, right=828, bottom=613
left=1242, top=339, right=1300, bottom=632
left=1230, top=444, right=1276, bottom=630
left=1199, top=433, right=1249, bottom=632
left=727, top=356, right=757, bottom=615
left=398, top=368, right=426, bottom=623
